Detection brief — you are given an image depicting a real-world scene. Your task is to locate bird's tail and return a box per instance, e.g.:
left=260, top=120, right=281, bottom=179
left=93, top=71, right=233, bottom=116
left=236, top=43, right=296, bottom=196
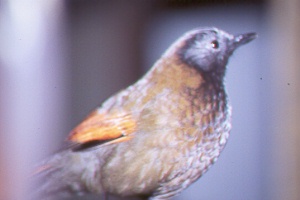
left=30, top=149, right=102, bottom=200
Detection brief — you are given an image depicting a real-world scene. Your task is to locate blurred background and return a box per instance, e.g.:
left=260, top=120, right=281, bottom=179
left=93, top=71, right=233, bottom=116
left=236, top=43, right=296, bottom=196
left=0, top=0, right=299, bottom=200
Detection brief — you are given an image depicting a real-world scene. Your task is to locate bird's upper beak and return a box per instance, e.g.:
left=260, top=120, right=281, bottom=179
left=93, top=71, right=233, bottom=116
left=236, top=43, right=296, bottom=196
left=233, top=32, right=257, bottom=48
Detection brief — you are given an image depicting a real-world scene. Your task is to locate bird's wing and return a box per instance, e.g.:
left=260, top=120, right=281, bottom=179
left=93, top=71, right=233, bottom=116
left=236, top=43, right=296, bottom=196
left=68, top=110, right=137, bottom=146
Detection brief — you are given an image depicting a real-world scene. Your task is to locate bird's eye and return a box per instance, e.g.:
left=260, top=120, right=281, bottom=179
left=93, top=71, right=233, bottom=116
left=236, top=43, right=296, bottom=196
left=211, top=40, right=219, bottom=49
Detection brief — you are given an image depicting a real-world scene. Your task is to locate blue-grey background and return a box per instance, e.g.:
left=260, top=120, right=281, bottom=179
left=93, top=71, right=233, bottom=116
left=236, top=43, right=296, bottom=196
left=0, top=1, right=299, bottom=200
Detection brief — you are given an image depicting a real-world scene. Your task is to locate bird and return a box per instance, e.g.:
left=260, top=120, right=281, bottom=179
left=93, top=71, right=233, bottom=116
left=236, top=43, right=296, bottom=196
left=31, top=27, right=256, bottom=200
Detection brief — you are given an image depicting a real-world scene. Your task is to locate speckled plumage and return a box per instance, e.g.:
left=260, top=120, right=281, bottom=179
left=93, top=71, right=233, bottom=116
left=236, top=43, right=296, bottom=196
left=32, top=27, right=256, bottom=200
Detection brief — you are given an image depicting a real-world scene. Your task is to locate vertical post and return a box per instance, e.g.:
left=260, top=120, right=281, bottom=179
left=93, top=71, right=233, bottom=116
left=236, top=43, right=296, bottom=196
left=0, top=1, right=68, bottom=199
left=269, top=0, right=300, bottom=199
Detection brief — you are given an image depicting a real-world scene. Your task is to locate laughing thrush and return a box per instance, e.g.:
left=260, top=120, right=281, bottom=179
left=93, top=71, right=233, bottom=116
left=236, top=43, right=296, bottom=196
left=32, top=27, right=257, bottom=200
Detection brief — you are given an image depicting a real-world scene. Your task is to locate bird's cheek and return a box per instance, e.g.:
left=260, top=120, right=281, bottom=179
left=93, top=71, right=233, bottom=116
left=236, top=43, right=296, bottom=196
left=189, top=54, right=212, bottom=72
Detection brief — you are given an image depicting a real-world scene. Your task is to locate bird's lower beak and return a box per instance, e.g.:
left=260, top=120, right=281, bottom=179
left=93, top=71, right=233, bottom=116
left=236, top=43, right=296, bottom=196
left=233, top=32, right=257, bottom=48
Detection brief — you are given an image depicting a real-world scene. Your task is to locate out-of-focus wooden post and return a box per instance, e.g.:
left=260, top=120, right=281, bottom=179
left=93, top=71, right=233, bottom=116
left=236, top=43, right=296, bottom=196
left=0, top=1, right=67, bottom=199
left=269, top=0, right=300, bottom=199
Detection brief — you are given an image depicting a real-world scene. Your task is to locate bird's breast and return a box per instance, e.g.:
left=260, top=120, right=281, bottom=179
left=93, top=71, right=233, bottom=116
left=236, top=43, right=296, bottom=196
left=154, top=91, right=232, bottom=195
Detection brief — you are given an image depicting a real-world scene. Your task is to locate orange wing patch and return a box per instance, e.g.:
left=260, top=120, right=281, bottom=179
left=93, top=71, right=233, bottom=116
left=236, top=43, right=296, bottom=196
left=68, top=111, right=137, bottom=145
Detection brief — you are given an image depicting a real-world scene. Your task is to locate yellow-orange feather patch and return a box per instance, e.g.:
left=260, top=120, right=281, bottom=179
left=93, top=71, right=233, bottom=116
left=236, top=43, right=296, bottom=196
left=68, top=111, right=137, bottom=144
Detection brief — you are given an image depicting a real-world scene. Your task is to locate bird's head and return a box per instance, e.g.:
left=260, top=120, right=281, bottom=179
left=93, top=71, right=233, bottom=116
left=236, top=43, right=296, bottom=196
left=170, top=27, right=257, bottom=80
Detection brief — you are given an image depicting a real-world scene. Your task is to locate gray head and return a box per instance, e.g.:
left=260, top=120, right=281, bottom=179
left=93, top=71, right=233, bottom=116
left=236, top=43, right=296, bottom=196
left=177, top=27, right=257, bottom=79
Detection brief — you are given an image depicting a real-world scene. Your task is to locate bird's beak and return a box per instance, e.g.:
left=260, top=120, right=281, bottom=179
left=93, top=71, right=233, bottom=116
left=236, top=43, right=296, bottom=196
left=233, top=32, right=257, bottom=48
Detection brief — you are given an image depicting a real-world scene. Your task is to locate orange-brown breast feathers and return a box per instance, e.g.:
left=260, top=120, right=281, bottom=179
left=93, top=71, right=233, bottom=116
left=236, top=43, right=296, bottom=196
left=68, top=111, right=137, bottom=145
